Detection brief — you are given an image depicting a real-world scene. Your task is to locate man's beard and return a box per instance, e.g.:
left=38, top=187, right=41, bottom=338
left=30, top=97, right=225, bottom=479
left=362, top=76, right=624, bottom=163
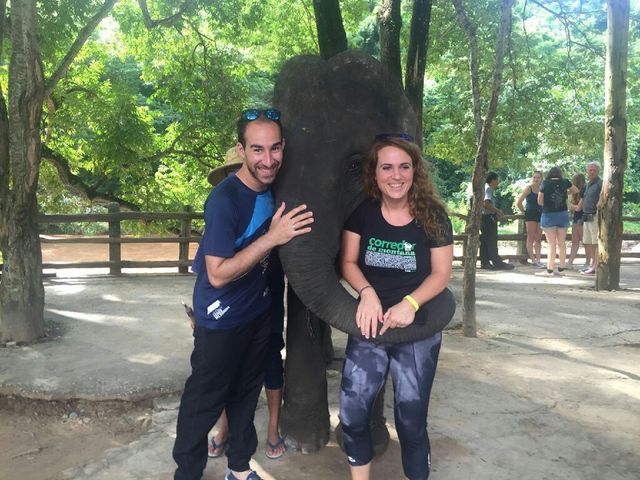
left=247, top=162, right=280, bottom=186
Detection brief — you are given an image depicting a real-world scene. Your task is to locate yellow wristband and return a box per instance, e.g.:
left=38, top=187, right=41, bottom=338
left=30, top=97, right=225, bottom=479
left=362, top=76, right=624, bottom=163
left=403, top=295, right=419, bottom=312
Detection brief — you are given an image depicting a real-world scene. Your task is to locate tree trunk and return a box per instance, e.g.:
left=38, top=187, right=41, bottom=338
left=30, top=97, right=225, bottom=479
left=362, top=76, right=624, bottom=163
left=0, top=0, right=8, bottom=199
left=405, top=0, right=433, bottom=147
left=462, top=165, right=485, bottom=337
left=379, top=0, right=403, bottom=88
left=1, top=0, right=118, bottom=342
left=0, top=0, right=46, bottom=342
left=312, top=0, right=348, bottom=60
left=597, top=0, right=629, bottom=291
left=0, top=209, right=45, bottom=342
left=455, top=0, right=514, bottom=337
left=452, top=0, right=483, bottom=142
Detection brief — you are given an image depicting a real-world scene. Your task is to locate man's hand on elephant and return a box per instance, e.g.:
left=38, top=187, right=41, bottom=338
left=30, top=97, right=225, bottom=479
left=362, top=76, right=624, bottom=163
left=356, top=289, right=383, bottom=339
left=379, top=301, right=415, bottom=335
left=267, top=202, right=314, bottom=246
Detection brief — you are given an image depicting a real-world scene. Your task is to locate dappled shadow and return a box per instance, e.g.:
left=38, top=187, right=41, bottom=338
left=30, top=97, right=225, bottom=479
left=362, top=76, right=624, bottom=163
left=490, top=336, right=640, bottom=381
left=2, top=263, right=638, bottom=478
left=0, top=275, right=196, bottom=400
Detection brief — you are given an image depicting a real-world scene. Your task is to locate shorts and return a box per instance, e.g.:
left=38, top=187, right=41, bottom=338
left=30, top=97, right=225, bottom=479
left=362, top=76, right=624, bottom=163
left=582, top=217, right=599, bottom=244
left=573, top=210, right=583, bottom=225
left=524, top=209, right=542, bottom=222
left=263, top=309, right=285, bottom=389
left=540, top=210, right=569, bottom=229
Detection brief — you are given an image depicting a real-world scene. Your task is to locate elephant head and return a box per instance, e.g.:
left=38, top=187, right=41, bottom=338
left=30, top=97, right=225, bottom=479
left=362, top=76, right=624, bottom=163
left=274, top=50, right=454, bottom=343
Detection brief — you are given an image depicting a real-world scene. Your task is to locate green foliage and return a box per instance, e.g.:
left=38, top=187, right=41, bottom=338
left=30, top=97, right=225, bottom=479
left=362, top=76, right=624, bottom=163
left=18, top=0, right=638, bottom=239
left=33, top=0, right=334, bottom=218
left=38, top=161, right=94, bottom=215
left=623, top=203, right=640, bottom=234
left=37, top=0, right=107, bottom=73
left=424, top=0, right=607, bottom=172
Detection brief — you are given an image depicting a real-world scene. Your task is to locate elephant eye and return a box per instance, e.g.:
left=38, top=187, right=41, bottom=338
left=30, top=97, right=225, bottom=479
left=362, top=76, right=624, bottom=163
left=347, top=154, right=362, bottom=172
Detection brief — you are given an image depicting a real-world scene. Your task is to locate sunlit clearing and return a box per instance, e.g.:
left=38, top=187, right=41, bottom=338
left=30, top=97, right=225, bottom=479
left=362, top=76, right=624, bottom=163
left=46, top=284, right=86, bottom=295
left=46, top=308, right=139, bottom=325
left=101, top=294, right=122, bottom=302
left=127, top=353, right=166, bottom=365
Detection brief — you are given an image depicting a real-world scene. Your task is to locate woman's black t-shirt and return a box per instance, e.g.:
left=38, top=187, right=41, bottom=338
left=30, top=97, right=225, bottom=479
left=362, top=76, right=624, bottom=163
left=540, top=178, right=571, bottom=213
left=344, top=199, right=453, bottom=325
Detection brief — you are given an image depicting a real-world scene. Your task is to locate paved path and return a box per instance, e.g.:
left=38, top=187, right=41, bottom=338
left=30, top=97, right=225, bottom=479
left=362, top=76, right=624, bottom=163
left=1, top=264, right=639, bottom=479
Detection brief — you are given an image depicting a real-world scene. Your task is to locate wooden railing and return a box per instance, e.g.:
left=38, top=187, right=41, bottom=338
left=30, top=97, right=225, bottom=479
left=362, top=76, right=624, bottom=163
left=2, top=207, right=638, bottom=274
left=37, top=204, right=203, bottom=274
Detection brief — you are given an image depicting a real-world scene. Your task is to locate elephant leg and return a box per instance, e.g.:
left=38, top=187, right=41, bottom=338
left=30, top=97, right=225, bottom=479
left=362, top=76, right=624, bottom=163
left=335, top=384, right=391, bottom=457
left=281, top=287, right=331, bottom=453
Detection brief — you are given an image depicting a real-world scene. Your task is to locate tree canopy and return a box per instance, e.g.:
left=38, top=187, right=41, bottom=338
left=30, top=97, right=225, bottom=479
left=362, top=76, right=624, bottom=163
left=1, top=0, right=632, bottom=216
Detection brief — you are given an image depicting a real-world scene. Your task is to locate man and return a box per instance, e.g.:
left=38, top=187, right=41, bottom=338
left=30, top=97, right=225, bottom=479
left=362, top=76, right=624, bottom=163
left=204, top=146, right=287, bottom=461
left=580, top=161, right=602, bottom=276
left=173, top=108, right=313, bottom=480
left=479, top=172, right=514, bottom=270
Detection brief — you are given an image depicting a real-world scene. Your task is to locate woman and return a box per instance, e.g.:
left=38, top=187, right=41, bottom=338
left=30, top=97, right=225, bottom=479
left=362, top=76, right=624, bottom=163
left=537, top=167, right=578, bottom=276
left=516, top=171, right=544, bottom=267
left=339, top=135, right=453, bottom=480
left=567, top=172, right=587, bottom=268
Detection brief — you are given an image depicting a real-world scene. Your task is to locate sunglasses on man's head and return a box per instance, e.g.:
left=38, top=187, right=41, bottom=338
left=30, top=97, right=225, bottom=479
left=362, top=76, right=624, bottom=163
left=375, top=132, right=415, bottom=143
left=241, top=108, right=281, bottom=122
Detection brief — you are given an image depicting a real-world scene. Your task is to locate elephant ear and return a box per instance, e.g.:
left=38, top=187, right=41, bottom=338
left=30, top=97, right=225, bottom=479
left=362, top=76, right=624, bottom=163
left=273, top=50, right=454, bottom=343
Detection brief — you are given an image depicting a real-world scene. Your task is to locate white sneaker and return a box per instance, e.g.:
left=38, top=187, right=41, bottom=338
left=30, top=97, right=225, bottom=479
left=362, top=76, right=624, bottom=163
left=535, top=270, right=555, bottom=277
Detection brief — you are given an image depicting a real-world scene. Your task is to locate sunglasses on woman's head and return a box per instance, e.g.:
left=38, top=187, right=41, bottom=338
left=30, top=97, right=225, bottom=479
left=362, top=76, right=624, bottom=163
left=241, top=108, right=281, bottom=122
left=375, top=132, right=414, bottom=143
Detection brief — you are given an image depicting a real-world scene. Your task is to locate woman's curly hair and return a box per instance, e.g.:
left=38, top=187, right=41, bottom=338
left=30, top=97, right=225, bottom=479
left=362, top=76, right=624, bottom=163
left=363, top=137, right=449, bottom=242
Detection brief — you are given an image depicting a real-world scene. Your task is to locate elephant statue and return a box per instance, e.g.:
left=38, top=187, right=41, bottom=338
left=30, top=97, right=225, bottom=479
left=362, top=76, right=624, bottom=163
left=272, top=50, right=456, bottom=453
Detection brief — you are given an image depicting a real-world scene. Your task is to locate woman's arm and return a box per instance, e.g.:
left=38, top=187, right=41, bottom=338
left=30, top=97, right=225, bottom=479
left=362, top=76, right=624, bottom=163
left=516, top=186, right=529, bottom=213
left=340, top=230, right=384, bottom=339
left=379, top=243, right=453, bottom=336
left=537, top=191, right=544, bottom=207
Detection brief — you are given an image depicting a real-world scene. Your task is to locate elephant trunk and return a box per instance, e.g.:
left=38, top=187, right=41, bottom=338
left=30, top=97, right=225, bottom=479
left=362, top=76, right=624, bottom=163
left=280, top=236, right=456, bottom=344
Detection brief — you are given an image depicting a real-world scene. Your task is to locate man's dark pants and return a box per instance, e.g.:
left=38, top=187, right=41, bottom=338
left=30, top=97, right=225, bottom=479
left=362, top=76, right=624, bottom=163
left=480, top=213, right=500, bottom=266
left=173, top=310, right=271, bottom=480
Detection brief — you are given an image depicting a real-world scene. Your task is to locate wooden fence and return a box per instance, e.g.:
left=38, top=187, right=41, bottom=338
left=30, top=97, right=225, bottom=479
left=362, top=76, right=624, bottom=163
left=454, top=213, right=640, bottom=264
left=37, top=204, right=202, bottom=274
left=3, top=205, right=639, bottom=274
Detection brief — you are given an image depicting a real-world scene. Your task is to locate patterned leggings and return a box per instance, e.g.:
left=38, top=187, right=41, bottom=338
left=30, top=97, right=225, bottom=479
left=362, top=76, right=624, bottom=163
left=339, top=332, right=442, bottom=480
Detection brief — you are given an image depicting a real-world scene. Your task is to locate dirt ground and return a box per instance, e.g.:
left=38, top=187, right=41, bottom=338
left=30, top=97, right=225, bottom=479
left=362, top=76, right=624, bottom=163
left=0, top=397, right=151, bottom=480
left=2, top=240, right=638, bottom=479
left=2, top=241, right=186, bottom=480
left=40, top=236, right=200, bottom=263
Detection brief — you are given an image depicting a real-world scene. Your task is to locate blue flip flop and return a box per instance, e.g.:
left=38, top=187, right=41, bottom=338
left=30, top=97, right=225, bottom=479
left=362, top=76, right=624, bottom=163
left=208, top=437, right=228, bottom=458
left=225, top=470, right=262, bottom=480
left=265, top=437, right=286, bottom=459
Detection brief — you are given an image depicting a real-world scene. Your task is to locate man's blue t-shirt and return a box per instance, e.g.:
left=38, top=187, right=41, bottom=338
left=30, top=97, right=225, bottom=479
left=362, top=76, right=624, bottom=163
left=192, top=174, right=274, bottom=329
